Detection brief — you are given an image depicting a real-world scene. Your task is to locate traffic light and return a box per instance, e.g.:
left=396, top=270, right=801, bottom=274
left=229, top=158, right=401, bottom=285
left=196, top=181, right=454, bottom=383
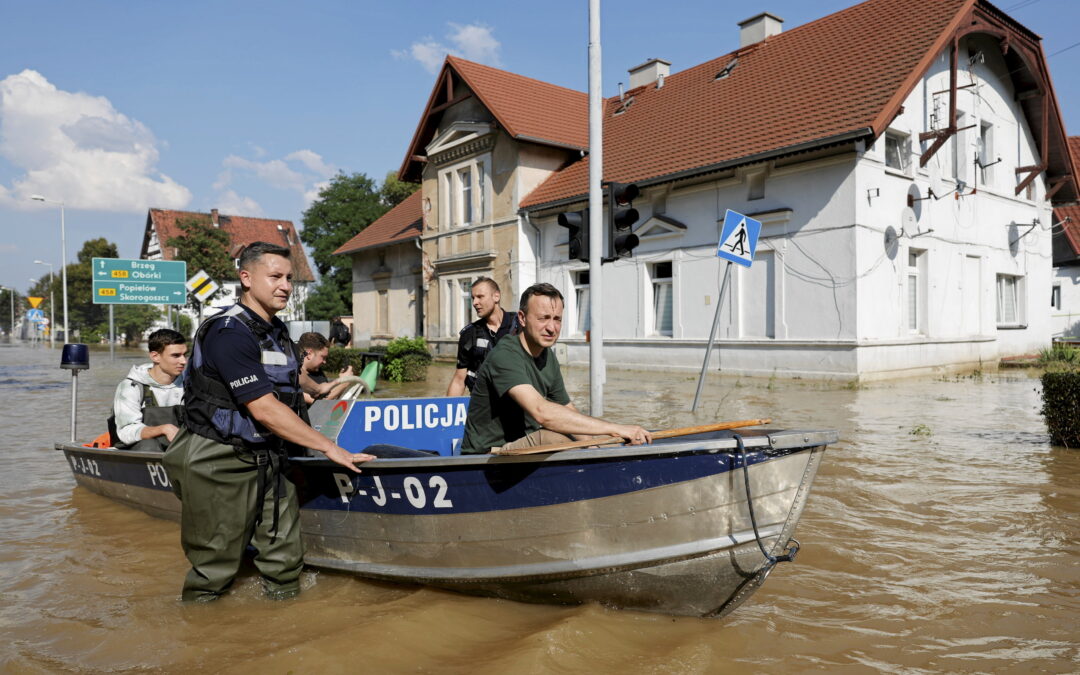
left=606, top=182, right=640, bottom=259
left=557, top=208, right=589, bottom=262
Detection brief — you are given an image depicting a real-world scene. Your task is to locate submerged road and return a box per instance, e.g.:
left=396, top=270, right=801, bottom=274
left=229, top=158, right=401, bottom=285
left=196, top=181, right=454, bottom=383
left=1, top=342, right=1077, bottom=672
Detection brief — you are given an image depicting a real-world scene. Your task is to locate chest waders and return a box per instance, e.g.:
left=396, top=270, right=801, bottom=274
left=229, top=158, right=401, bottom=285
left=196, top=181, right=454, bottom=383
left=184, top=305, right=304, bottom=539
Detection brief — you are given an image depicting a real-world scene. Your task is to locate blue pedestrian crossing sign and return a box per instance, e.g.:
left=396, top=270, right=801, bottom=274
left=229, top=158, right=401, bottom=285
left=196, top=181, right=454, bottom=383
left=717, top=209, right=761, bottom=267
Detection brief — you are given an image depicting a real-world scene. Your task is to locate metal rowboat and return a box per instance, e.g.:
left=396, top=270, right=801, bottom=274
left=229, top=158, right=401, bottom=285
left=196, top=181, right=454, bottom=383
left=57, top=398, right=833, bottom=618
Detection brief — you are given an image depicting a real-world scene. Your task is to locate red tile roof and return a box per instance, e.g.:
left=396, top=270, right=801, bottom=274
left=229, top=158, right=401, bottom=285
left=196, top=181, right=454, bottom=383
left=399, top=55, right=588, bottom=182
left=1055, top=137, right=1080, bottom=257
left=143, top=208, right=314, bottom=282
left=523, top=0, right=972, bottom=208
left=333, top=190, right=423, bottom=255
left=519, top=0, right=1077, bottom=209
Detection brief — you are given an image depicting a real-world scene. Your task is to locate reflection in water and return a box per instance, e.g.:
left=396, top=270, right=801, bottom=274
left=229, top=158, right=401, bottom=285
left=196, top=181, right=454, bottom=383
left=1, top=344, right=1077, bottom=672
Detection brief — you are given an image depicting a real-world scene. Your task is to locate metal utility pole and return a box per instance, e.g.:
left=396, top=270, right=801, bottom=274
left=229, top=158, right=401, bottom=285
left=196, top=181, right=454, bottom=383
left=588, top=0, right=604, bottom=416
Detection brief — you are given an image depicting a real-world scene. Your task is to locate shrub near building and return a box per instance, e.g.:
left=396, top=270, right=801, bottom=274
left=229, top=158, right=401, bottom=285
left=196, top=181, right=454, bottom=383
left=1040, top=345, right=1080, bottom=447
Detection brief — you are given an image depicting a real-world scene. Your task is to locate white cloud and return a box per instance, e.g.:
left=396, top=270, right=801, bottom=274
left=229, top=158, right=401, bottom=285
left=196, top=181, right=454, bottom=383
left=215, top=190, right=263, bottom=217
left=393, top=22, right=502, bottom=74
left=0, top=70, right=191, bottom=212
left=213, top=149, right=336, bottom=212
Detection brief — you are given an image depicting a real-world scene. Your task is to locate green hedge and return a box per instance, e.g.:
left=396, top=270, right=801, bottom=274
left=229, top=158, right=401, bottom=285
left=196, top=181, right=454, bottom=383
left=384, top=337, right=432, bottom=382
left=1041, top=371, right=1080, bottom=447
left=323, top=338, right=431, bottom=383
left=324, top=347, right=375, bottom=375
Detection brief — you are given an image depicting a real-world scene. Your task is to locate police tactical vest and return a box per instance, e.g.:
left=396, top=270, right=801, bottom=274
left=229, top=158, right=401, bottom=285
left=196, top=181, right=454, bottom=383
left=462, top=311, right=516, bottom=391
left=183, top=304, right=303, bottom=448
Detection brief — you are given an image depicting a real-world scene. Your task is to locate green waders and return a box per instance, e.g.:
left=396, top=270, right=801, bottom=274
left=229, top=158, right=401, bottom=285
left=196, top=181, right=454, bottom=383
left=162, top=427, right=304, bottom=602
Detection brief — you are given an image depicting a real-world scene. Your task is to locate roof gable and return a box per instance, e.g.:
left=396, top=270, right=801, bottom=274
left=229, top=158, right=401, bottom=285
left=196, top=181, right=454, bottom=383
left=142, top=209, right=315, bottom=282
left=399, top=55, right=588, bottom=182
left=334, top=190, right=423, bottom=256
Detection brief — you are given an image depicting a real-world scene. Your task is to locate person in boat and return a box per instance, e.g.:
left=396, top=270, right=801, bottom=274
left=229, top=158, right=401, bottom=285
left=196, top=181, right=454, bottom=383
left=460, top=282, right=652, bottom=454
left=109, top=328, right=187, bottom=451
left=297, top=331, right=355, bottom=404
left=162, top=241, right=374, bottom=603
left=446, top=277, right=517, bottom=396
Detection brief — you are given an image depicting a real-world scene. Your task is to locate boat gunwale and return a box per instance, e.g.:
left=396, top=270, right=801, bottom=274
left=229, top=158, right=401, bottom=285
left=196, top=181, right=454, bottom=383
left=55, top=428, right=837, bottom=469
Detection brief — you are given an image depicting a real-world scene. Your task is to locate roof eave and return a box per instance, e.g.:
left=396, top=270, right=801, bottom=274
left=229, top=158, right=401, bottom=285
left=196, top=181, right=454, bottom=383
left=521, top=127, right=874, bottom=213
left=334, top=234, right=420, bottom=257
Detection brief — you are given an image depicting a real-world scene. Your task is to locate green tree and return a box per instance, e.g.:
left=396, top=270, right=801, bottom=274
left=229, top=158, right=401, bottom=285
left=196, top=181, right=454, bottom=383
left=380, top=170, right=420, bottom=209
left=0, top=287, right=21, bottom=336
left=300, top=172, right=419, bottom=319
left=67, top=238, right=119, bottom=335
left=165, top=217, right=235, bottom=309
left=113, top=304, right=162, bottom=346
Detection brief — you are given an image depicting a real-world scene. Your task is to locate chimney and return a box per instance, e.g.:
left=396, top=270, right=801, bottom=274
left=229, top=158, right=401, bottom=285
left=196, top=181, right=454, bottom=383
left=211, top=208, right=219, bottom=227
left=628, top=58, right=671, bottom=89
left=738, top=12, right=783, bottom=47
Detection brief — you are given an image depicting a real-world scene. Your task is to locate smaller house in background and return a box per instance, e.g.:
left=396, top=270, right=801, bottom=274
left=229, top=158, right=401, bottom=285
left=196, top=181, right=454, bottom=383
left=140, top=207, right=315, bottom=320
left=334, top=191, right=426, bottom=346
left=1052, top=137, right=1080, bottom=338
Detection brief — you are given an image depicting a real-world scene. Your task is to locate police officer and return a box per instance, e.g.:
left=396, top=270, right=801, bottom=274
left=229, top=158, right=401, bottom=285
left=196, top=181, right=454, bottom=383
left=446, top=277, right=516, bottom=396
left=163, top=242, right=373, bottom=602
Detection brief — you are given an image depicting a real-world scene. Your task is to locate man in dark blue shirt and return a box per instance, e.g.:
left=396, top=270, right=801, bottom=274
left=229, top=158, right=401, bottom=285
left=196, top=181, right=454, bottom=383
left=163, top=242, right=373, bottom=602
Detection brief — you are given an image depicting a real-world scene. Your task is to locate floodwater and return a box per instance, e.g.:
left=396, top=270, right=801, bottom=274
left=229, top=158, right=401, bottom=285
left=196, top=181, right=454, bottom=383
left=1, top=342, right=1077, bottom=674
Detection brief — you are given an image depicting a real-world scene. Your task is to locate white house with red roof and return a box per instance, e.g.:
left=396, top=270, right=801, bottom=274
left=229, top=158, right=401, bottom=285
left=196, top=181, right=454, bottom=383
left=141, top=207, right=314, bottom=321
left=333, top=190, right=426, bottom=343
left=345, top=0, right=1076, bottom=379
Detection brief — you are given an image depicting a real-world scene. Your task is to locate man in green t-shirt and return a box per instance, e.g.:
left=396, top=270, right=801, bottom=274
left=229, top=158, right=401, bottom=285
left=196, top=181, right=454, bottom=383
left=461, top=282, right=652, bottom=454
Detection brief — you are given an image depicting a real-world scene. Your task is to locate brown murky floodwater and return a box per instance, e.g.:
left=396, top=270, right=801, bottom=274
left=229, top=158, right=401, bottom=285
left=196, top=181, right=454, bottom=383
left=1, top=342, right=1078, bottom=673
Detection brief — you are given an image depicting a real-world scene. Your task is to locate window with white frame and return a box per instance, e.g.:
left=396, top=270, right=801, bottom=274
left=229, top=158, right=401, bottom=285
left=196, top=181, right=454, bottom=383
left=574, top=270, right=590, bottom=335
left=951, top=111, right=968, bottom=185
left=978, top=121, right=994, bottom=187
left=907, top=248, right=926, bottom=333
left=443, top=276, right=478, bottom=335
left=651, top=261, right=673, bottom=337
left=439, top=156, right=489, bottom=229
left=885, top=131, right=910, bottom=174
left=1052, top=284, right=1062, bottom=310
left=996, top=274, right=1023, bottom=326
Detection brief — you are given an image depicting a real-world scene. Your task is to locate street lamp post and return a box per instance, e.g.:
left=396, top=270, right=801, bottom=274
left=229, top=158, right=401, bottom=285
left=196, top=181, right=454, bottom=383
left=33, top=260, right=56, bottom=347
left=30, top=195, right=68, bottom=343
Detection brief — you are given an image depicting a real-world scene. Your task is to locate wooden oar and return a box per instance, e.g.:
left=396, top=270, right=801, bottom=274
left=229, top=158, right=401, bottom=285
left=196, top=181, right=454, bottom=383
left=491, top=418, right=772, bottom=456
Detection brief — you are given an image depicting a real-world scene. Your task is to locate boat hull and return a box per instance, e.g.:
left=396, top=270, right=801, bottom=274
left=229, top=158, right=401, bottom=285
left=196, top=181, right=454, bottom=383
left=59, top=428, right=831, bottom=617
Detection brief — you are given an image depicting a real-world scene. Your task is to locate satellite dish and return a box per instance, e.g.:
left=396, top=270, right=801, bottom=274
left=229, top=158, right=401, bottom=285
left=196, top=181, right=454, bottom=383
left=884, top=226, right=900, bottom=259
left=901, top=206, right=917, bottom=235
left=928, top=162, right=946, bottom=197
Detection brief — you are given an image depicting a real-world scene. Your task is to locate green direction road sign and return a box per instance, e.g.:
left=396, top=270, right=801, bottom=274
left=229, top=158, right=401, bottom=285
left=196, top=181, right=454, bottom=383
left=93, top=280, right=187, bottom=305
left=91, top=258, right=188, bottom=305
left=92, top=257, right=187, bottom=283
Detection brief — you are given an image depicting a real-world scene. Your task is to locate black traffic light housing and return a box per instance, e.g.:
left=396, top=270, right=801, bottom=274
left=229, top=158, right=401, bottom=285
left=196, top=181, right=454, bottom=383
left=557, top=208, right=589, bottom=262
left=606, top=182, right=640, bottom=259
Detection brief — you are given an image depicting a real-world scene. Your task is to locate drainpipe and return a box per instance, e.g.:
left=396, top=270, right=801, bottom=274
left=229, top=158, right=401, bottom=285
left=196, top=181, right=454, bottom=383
left=521, top=209, right=542, bottom=284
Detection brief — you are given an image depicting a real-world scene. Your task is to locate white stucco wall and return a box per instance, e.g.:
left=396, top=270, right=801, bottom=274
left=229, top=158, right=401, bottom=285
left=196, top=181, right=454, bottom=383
left=529, top=40, right=1053, bottom=380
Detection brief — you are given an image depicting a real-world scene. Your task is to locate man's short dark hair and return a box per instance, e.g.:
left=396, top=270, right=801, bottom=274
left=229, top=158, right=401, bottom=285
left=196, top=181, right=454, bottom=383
left=472, top=277, right=499, bottom=294
left=238, top=241, right=291, bottom=272
left=297, top=331, right=329, bottom=354
left=519, top=283, right=564, bottom=314
left=148, top=328, right=186, bottom=354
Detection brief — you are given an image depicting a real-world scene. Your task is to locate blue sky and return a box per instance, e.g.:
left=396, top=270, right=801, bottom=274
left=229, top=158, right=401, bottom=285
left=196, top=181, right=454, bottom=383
left=1, top=0, right=1077, bottom=294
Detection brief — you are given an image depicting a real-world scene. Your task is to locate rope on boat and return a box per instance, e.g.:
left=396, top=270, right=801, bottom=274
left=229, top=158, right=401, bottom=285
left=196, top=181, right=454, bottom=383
left=733, top=433, right=799, bottom=569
